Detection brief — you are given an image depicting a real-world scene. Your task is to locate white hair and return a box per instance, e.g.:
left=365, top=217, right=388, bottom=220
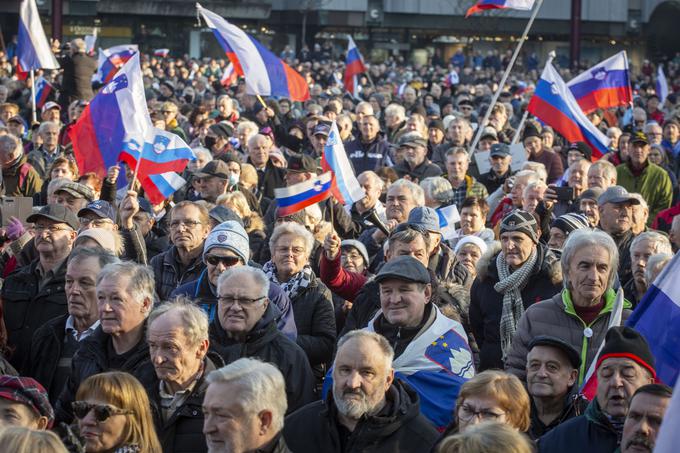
left=520, top=162, right=547, bottom=183
left=630, top=231, right=673, bottom=257
left=269, top=222, right=315, bottom=259
left=420, top=177, right=453, bottom=203
left=217, top=266, right=270, bottom=299
left=147, top=297, right=209, bottom=346
left=645, top=253, right=672, bottom=284
left=562, top=229, right=619, bottom=290
left=237, top=120, right=259, bottom=135
left=38, top=121, right=59, bottom=135
left=388, top=179, right=425, bottom=206
left=96, top=262, right=157, bottom=312
left=385, top=103, right=406, bottom=121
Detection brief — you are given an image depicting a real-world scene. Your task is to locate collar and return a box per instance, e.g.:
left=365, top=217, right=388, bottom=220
left=65, top=316, right=100, bottom=340
left=159, top=362, right=205, bottom=398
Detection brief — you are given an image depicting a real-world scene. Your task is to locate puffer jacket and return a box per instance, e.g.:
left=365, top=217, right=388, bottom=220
left=469, top=243, right=563, bottom=371
left=209, top=303, right=316, bottom=413
left=505, top=289, right=632, bottom=386
left=150, top=245, right=206, bottom=301
left=284, top=380, right=439, bottom=453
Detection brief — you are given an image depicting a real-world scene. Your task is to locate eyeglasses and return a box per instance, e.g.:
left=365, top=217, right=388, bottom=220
left=34, top=224, right=73, bottom=234
left=218, top=295, right=266, bottom=308
left=72, top=401, right=134, bottom=422
left=457, top=403, right=505, bottom=422
left=274, top=246, right=306, bottom=256
left=169, top=219, right=203, bottom=229
left=205, top=255, right=241, bottom=267
left=79, top=217, right=114, bottom=227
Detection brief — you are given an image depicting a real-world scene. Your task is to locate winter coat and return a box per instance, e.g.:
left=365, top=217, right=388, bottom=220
left=150, top=245, right=207, bottom=301
left=528, top=393, right=589, bottom=440
left=284, top=380, right=439, bottom=453
left=617, top=162, right=672, bottom=225
left=209, top=303, right=316, bottom=413
left=469, top=243, right=562, bottom=371
left=24, top=314, right=68, bottom=401
left=2, top=154, right=43, bottom=197
left=530, top=148, right=564, bottom=184
left=393, top=159, right=443, bottom=182
left=250, top=159, right=286, bottom=201
left=58, top=52, right=98, bottom=103
left=319, top=252, right=367, bottom=302
left=344, top=136, right=392, bottom=174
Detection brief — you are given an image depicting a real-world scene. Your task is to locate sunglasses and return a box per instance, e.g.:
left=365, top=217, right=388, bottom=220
left=205, top=255, right=241, bottom=267
left=72, top=401, right=133, bottom=422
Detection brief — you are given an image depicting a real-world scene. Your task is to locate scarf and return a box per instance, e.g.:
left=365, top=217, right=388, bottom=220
left=262, top=261, right=313, bottom=301
left=494, top=248, right=538, bottom=360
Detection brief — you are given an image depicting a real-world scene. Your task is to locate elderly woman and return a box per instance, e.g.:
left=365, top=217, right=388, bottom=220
left=454, top=236, right=488, bottom=279
left=546, top=213, right=590, bottom=252
left=74, top=371, right=161, bottom=453
left=265, top=222, right=336, bottom=372
left=505, top=229, right=631, bottom=386
left=450, top=197, right=495, bottom=250
left=470, top=210, right=562, bottom=371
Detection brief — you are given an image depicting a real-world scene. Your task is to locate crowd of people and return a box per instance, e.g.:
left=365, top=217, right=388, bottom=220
left=0, top=34, right=677, bottom=452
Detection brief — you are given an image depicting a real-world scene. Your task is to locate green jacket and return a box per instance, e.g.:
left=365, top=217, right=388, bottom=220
left=616, top=162, right=672, bottom=224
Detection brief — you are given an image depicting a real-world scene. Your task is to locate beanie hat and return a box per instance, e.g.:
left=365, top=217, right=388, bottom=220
left=500, top=210, right=540, bottom=244
left=341, top=239, right=370, bottom=266
left=596, top=326, right=656, bottom=379
left=454, top=235, right=489, bottom=255
left=551, top=213, right=590, bottom=236
left=522, top=122, right=541, bottom=142
left=76, top=229, right=117, bottom=254
left=203, top=220, right=250, bottom=264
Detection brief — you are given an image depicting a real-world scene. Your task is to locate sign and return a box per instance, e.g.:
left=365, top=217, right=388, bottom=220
left=474, top=143, right=528, bottom=175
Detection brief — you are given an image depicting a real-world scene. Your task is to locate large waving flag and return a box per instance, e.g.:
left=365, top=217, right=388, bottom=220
left=343, top=36, right=366, bottom=98
left=466, top=0, right=535, bottom=17
left=626, top=252, right=680, bottom=388
left=275, top=172, right=332, bottom=216
left=657, top=64, right=670, bottom=104
left=17, top=0, right=59, bottom=71
left=321, top=122, right=365, bottom=206
left=528, top=62, right=611, bottom=159
left=197, top=3, right=310, bottom=101
left=94, top=44, right=138, bottom=84
left=70, top=52, right=150, bottom=179
left=655, top=377, right=680, bottom=453
left=34, top=76, right=53, bottom=109
left=567, top=51, right=633, bottom=114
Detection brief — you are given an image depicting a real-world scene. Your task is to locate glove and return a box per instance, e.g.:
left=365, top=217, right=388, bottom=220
left=6, top=217, right=26, bottom=241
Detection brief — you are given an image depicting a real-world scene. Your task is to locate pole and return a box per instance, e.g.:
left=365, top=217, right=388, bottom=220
left=52, top=0, right=63, bottom=42
left=468, top=0, right=544, bottom=156
left=256, top=94, right=268, bottom=110
left=570, top=0, right=581, bottom=69
left=30, top=70, right=37, bottom=124
left=129, top=151, right=143, bottom=192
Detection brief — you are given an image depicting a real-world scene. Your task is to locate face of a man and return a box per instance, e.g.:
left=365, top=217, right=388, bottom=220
left=599, top=202, right=633, bottom=235
left=358, top=174, right=380, bottom=209
left=621, top=392, right=670, bottom=453
left=547, top=227, right=567, bottom=250
left=567, top=150, right=584, bottom=167
left=78, top=213, right=116, bottom=232
left=332, top=337, right=394, bottom=421
left=217, top=273, right=268, bottom=335
left=39, top=125, right=59, bottom=150
left=568, top=164, right=589, bottom=191
left=631, top=239, right=656, bottom=288
left=0, top=399, right=44, bottom=429
left=97, top=276, right=149, bottom=336
left=524, top=136, right=543, bottom=156
left=248, top=136, right=270, bottom=167
left=218, top=97, right=233, bottom=117
left=169, top=205, right=210, bottom=252
left=580, top=198, right=600, bottom=226
left=460, top=206, right=484, bottom=235
left=42, top=107, right=60, bottom=123
left=630, top=143, right=650, bottom=167
left=386, top=236, right=429, bottom=267
left=448, top=121, right=467, bottom=146
left=203, top=382, right=263, bottom=453
left=526, top=345, right=577, bottom=400
left=566, top=245, right=611, bottom=305
left=445, top=153, right=469, bottom=182
left=588, top=166, right=614, bottom=190
left=196, top=175, right=227, bottom=202
left=385, top=185, right=418, bottom=223
left=403, top=145, right=426, bottom=168
left=379, top=279, right=430, bottom=328
left=522, top=186, right=546, bottom=214
left=490, top=155, right=510, bottom=174
left=646, top=126, right=663, bottom=145
left=66, top=257, right=101, bottom=323
left=54, top=191, right=88, bottom=213
left=360, top=117, right=379, bottom=142
left=500, top=231, right=536, bottom=268
left=596, top=358, right=654, bottom=418
left=34, top=219, right=76, bottom=259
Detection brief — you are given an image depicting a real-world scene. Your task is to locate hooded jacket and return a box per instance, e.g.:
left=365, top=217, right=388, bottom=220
left=283, top=380, right=439, bottom=453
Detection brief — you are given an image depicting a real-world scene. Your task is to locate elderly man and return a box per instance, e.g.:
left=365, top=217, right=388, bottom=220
left=55, top=261, right=155, bottom=423
left=538, top=327, right=657, bottom=452
left=588, top=160, right=617, bottom=189
left=617, top=132, right=672, bottom=223
left=284, top=330, right=439, bottom=452
left=3, top=205, right=79, bottom=369
left=203, top=358, right=290, bottom=453
left=0, top=134, right=42, bottom=197
left=27, top=121, right=63, bottom=179
left=431, top=117, right=472, bottom=171
left=620, top=384, right=673, bottom=453
left=598, top=186, right=640, bottom=286
left=625, top=231, right=673, bottom=307
left=445, top=147, right=488, bottom=210
left=384, top=103, right=408, bottom=145
left=25, top=248, right=119, bottom=403
left=522, top=181, right=548, bottom=214
left=489, top=169, right=540, bottom=226
left=53, top=181, right=95, bottom=214
left=246, top=133, right=285, bottom=200
left=393, top=132, right=442, bottom=182
left=471, top=210, right=562, bottom=371
left=138, top=299, right=222, bottom=453
left=506, top=229, right=630, bottom=384
left=208, top=266, right=315, bottom=412
left=348, top=170, right=387, bottom=230
left=525, top=336, right=588, bottom=440
left=150, top=201, right=211, bottom=300
left=0, top=376, right=54, bottom=430
left=523, top=123, right=563, bottom=184
left=479, top=143, right=513, bottom=194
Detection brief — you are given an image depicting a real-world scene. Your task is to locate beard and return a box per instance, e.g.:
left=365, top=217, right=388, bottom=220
left=332, top=386, right=382, bottom=420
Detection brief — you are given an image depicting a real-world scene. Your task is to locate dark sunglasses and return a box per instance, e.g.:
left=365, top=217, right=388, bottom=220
left=205, top=255, right=241, bottom=267
left=72, top=401, right=133, bottom=422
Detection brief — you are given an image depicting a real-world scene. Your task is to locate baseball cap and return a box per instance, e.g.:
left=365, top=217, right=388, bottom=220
left=194, top=160, right=230, bottom=179
left=397, top=132, right=428, bottom=148
left=287, top=153, right=317, bottom=173
left=54, top=181, right=95, bottom=201
left=375, top=255, right=431, bottom=285
left=480, top=126, right=498, bottom=141
left=528, top=335, right=581, bottom=369
left=26, top=204, right=79, bottom=230
left=490, top=143, right=510, bottom=158
left=313, top=122, right=331, bottom=137
left=597, top=185, right=641, bottom=206
left=630, top=131, right=649, bottom=145
left=0, top=376, right=54, bottom=428
left=78, top=200, right=116, bottom=221
left=407, top=206, right=441, bottom=233
left=41, top=101, right=61, bottom=114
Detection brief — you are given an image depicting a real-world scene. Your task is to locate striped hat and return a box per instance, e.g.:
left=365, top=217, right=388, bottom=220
left=551, top=213, right=590, bottom=236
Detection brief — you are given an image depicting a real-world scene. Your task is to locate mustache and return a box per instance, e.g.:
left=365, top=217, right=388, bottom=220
left=625, top=435, right=653, bottom=451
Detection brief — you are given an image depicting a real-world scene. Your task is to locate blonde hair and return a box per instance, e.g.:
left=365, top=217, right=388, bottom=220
left=455, top=370, right=530, bottom=432
left=76, top=372, right=162, bottom=453
left=0, top=427, right=68, bottom=453
left=239, top=163, right=258, bottom=190
left=437, top=422, right=533, bottom=453
left=217, top=191, right=251, bottom=218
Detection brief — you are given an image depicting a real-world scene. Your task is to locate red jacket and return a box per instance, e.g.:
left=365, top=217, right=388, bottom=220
left=319, top=252, right=367, bottom=302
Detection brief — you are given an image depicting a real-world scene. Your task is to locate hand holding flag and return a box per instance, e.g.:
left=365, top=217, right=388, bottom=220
left=275, top=172, right=333, bottom=217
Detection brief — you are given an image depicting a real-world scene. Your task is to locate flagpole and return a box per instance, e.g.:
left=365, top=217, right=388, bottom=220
left=129, top=142, right=144, bottom=191
left=29, top=70, right=37, bottom=124
left=468, top=0, right=544, bottom=156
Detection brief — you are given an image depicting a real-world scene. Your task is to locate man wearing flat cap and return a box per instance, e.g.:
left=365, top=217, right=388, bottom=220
left=393, top=132, right=442, bottom=182
left=539, top=326, right=656, bottom=453
left=54, top=181, right=95, bottom=214
left=0, top=375, right=54, bottom=429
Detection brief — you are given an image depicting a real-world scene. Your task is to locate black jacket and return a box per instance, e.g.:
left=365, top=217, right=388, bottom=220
left=251, top=159, right=286, bottom=201
left=138, top=353, right=224, bottom=453
left=24, top=314, right=68, bottom=401
left=393, top=160, right=443, bottom=182
left=150, top=245, right=207, bottom=301
left=528, top=393, right=589, bottom=440
left=2, top=258, right=68, bottom=369
left=283, top=380, right=439, bottom=453
left=209, top=303, right=315, bottom=413
left=57, top=52, right=98, bottom=103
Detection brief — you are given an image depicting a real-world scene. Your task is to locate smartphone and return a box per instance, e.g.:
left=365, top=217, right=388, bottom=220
left=554, top=187, right=575, bottom=202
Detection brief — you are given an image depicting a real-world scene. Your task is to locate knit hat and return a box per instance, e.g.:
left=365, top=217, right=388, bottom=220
left=454, top=235, right=488, bottom=255
left=521, top=122, right=541, bottom=142
left=499, top=210, right=540, bottom=244
left=203, top=220, right=250, bottom=264
left=0, top=376, right=54, bottom=428
left=76, top=229, right=117, bottom=254
left=551, top=213, right=590, bottom=236
left=567, top=141, right=593, bottom=161
left=596, top=326, right=656, bottom=379
left=341, top=239, right=369, bottom=265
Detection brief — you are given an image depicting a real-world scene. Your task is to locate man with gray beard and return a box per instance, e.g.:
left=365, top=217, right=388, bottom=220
left=283, top=330, right=438, bottom=452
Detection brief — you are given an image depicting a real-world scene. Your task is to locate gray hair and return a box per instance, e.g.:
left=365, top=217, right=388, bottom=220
left=520, top=162, right=547, bottom=183
left=513, top=169, right=540, bottom=186
left=672, top=215, right=680, bottom=231
left=445, top=146, right=471, bottom=161
left=645, top=253, right=672, bottom=284
left=358, top=170, right=384, bottom=192
left=217, top=266, right=270, bottom=299
left=237, top=120, right=259, bottom=135
left=206, top=358, right=287, bottom=432
left=388, top=179, right=425, bottom=206
left=630, top=231, right=673, bottom=256
left=384, top=103, right=405, bottom=121
left=192, top=147, right=213, bottom=164
left=336, top=330, right=394, bottom=372
left=68, top=247, right=120, bottom=269
left=96, top=261, right=157, bottom=311
left=420, top=177, right=453, bottom=203
left=0, top=134, right=21, bottom=155
left=269, top=222, right=315, bottom=259
left=38, top=121, right=59, bottom=135
left=522, top=180, right=547, bottom=198
left=147, top=297, right=209, bottom=346
left=561, top=229, right=619, bottom=290
left=589, top=160, right=617, bottom=182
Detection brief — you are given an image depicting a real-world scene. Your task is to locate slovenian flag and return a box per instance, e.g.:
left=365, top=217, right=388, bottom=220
left=466, top=0, right=535, bottom=17
left=343, top=36, right=366, bottom=99
left=528, top=62, right=610, bottom=159
left=34, top=76, right=53, bottom=109
left=94, top=44, right=138, bottom=84
left=437, top=204, right=461, bottom=241
left=567, top=51, right=633, bottom=114
left=275, top=172, right=333, bottom=217
left=197, top=3, right=310, bottom=102
left=321, top=122, right=365, bottom=206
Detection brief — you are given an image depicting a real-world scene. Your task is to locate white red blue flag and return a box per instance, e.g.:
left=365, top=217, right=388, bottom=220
left=275, top=172, right=333, bottom=217
left=220, top=62, right=238, bottom=87
left=94, top=44, right=138, bottom=84
left=34, top=76, right=53, bottom=109
left=197, top=3, right=310, bottom=102
left=437, top=205, right=461, bottom=241
left=655, top=377, right=680, bottom=453
left=17, top=0, right=59, bottom=71
left=466, top=0, right=535, bottom=17
left=567, top=51, right=633, bottom=114
left=321, top=122, right=365, bottom=206
left=343, top=36, right=366, bottom=98
left=528, top=62, right=610, bottom=159
left=153, top=48, right=170, bottom=58
left=657, top=64, right=669, bottom=104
